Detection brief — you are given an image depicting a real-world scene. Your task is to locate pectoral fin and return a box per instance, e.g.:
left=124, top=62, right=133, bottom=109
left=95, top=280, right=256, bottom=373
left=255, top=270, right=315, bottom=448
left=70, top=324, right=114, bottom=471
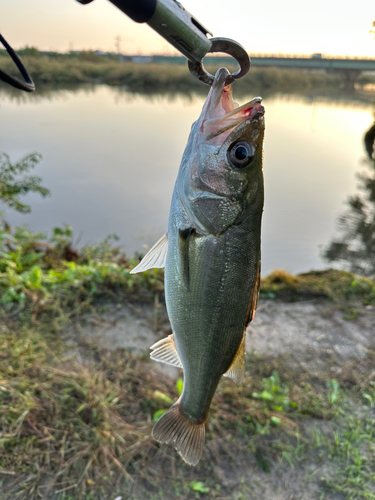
left=179, top=228, right=194, bottom=292
left=130, top=233, right=168, bottom=274
left=150, top=334, right=183, bottom=368
left=224, top=332, right=246, bottom=385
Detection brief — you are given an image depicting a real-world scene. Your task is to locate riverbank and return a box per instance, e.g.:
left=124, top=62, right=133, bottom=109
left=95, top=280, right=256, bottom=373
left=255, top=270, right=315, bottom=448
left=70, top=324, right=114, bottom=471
left=1, top=224, right=375, bottom=499
left=0, top=53, right=352, bottom=93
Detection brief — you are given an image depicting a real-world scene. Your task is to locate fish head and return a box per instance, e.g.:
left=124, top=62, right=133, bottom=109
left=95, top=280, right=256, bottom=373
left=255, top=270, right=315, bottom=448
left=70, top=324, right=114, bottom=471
left=178, top=67, right=265, bottom=235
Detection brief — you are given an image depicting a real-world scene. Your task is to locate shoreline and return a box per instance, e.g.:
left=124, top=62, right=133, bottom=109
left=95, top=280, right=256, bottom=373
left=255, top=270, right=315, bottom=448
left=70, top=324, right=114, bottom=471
left=0, top=54, right=364, bottom=93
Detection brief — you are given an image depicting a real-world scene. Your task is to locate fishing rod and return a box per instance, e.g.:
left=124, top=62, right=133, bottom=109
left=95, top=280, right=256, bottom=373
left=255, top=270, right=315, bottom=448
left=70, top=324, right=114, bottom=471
left=0, top=34, right=35, bottom=92
left=0, top=0, right=250, bottom=92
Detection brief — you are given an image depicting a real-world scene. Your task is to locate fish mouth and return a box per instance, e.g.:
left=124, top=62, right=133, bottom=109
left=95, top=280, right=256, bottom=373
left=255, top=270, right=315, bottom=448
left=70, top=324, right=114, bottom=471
left=200, top=68, right=264, bottom=144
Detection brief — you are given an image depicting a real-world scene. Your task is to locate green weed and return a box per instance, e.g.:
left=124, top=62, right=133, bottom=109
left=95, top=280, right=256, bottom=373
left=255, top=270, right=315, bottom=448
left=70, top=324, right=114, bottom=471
left=0, top=221, right=164, bottom=319
left=260, top=268, right=375, bottom=307
left=190, top=480, right=210, bottom=495
left=252, top=370, right=297, bottom=412
left=317, top=417, right=375, bottom=498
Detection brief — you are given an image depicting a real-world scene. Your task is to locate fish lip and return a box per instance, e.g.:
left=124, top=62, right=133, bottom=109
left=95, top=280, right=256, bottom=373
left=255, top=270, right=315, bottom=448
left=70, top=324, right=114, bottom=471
left=204, top=96, right=264, bottom=142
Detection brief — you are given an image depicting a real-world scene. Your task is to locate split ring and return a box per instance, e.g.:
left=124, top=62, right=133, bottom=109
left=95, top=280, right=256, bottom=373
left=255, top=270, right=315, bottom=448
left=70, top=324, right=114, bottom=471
left=188, top=37, right=250, bottom=86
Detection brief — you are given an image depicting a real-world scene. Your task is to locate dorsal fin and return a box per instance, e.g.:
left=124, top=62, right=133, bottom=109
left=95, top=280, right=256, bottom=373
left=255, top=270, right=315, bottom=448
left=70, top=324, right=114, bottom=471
left=224, top=332, right=246, bottom=385
left=150, top=334, right=183, bottom=368
left=130, top=233, right=168, bottom=274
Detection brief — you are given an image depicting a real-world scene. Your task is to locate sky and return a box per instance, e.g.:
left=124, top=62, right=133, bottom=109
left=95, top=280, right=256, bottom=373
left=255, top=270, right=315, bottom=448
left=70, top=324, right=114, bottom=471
left=0, top=0, right=374, bottom=57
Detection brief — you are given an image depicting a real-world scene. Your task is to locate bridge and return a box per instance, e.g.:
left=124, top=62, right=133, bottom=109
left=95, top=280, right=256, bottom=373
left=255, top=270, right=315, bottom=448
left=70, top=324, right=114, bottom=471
left=151, top=55, right=375, bottom=90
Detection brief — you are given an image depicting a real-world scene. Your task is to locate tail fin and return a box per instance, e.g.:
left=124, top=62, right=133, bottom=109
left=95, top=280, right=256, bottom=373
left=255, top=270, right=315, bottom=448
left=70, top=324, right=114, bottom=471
left=152, top=399, right=205, bottom=466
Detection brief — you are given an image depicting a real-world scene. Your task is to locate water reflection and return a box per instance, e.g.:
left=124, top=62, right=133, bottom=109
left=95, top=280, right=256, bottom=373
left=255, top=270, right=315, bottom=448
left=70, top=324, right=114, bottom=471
left=324, top=121, right=375, bottom=276
left=364, top=123, right=375, bottom=160
left=1, top=83, right=374, bottom=274
left=2, top=81, right=375, bottom=107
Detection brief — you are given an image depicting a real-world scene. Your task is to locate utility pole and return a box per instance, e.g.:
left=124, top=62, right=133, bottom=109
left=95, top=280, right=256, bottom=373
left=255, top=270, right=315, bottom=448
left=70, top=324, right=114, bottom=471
left=115, top=35, right=121, bottom=61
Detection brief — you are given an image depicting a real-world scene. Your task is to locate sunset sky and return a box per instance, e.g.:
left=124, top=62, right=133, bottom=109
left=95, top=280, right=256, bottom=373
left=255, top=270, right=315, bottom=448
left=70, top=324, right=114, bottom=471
left=1, top=0, right=374, bottom=57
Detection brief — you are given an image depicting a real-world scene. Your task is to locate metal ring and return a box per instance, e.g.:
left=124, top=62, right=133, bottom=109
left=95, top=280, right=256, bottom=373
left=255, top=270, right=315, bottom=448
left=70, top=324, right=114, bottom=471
left=0, top=34, right=35, bottom=92
left=188, top=37, right=250, bottom=86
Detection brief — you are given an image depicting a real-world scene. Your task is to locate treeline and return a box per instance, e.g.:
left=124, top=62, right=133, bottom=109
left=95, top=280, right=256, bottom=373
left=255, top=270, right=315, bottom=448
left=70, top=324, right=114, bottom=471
left=0, top=46, right=119, bottom=62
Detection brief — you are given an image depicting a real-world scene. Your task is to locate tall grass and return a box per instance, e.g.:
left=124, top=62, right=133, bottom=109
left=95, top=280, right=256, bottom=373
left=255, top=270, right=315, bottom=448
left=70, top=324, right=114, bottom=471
left=0, top=54, right=343, bottom=92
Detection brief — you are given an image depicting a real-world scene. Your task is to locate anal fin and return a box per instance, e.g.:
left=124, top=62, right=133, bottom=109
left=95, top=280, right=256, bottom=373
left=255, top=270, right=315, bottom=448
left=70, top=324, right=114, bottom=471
left=152, top=398, right=205, bottom=466
left=150, top=334, right=183, bottom=368
left=130, top=233, right=168, bottom=274
left=224, top=332, right=246, bottom=385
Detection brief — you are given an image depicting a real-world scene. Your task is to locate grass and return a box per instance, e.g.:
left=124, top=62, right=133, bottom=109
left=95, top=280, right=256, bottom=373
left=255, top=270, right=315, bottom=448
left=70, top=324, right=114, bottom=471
left=0, top=321, right=355, bottom=499
left=317, top=416, right=375, bottom=499
left=260, top=268, right=375, bottom=309
left=1, top=315, right=374, bottom=499
left=0, top=223, right=164, bottom=323
left=1, top=222, right=375, bottom=498
left=0, top=52, right=345, bottom=93
left=0, top=322, right=173, bottom=499
left=1, top=223, right=375, bottom=321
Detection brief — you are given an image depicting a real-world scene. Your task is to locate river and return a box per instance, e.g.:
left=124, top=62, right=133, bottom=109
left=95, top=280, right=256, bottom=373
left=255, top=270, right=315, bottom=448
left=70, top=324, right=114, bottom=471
left=0, top=84, right=374, bottom=275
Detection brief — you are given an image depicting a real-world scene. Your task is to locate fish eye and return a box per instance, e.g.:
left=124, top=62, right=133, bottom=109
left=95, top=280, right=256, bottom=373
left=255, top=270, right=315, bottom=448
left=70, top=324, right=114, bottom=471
left=228, top=141, right=255, bottom=169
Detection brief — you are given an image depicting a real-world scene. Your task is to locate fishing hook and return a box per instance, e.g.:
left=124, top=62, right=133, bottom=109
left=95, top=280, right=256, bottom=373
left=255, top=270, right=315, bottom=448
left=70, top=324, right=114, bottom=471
left=188, top=38, right=251, bottom=86
left=0, top=34, right=35, bottom=92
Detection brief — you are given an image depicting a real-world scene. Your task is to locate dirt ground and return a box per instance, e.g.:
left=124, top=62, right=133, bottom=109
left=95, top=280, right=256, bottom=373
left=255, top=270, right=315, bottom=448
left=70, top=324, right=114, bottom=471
left=63, top=297, right=375, bottom=500
left=66, top=298, right=375, bottom=376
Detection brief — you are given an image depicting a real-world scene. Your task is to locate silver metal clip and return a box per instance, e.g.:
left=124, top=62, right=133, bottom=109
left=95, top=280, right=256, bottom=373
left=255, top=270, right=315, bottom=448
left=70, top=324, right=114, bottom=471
left=188, top=37, right=251, bottom=86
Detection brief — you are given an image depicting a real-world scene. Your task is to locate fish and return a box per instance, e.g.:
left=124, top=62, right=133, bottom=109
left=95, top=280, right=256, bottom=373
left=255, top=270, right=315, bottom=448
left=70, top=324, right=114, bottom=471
left=130, top=67, right=265, bottom=466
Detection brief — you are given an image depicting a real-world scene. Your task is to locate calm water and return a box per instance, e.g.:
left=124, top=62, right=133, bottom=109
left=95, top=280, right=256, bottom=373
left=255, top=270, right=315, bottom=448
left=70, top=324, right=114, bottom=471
left=0, top=85, right=374, bottom=275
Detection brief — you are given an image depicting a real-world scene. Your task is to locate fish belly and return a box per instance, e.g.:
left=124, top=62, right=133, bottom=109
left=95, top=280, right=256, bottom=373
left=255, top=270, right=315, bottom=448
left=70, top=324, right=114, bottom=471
left=165, top=194, right=262, bottom=423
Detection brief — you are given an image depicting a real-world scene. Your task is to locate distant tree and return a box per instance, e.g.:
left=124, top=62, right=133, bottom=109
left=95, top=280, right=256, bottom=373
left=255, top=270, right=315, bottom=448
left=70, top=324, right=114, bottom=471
left=18, top=46, right=41, bottom=58
left=78, top=51, right=102, bottom=63
left=324, top=156, right=375, bottom=276
left=0, top=152, right=50, bottom=213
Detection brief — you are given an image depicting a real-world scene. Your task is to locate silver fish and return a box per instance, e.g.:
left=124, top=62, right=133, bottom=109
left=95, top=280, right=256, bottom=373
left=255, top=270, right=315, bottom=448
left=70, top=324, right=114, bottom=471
left=131, top=67, right=265, bottom=465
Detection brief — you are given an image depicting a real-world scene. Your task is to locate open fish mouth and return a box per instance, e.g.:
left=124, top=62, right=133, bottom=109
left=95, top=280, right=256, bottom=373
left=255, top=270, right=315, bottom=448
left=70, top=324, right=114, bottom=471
left=200, top=69, right=264, bottom=144
left=204, top=94, right=264, bottom=142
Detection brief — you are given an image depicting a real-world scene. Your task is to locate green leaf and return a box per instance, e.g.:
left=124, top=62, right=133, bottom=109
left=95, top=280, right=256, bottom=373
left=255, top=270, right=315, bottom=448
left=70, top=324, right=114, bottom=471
left=153, top=409, right=167, bottom=423
left=76, top=403, right=88, bottom=414
left=0, top=152, right=49, bottom=214
left=176, top=377, right=183, bottom=396
left=252, top=390, right=273, bottom=401
left=21, top=252, right=43, bottom=266
left=270, top=416, right=281, bottom=426
left=153, top=391, right=172, bottom=404
left=190, top=481, right=210, bottom=493
left=327, top=379, right=340, bottom=405
left=28, top=266, right=42, bottom=288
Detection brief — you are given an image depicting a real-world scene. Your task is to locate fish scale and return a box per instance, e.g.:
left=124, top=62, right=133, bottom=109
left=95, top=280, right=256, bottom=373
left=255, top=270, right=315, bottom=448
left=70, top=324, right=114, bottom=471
left=167, top=220, right=262, bottom=422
